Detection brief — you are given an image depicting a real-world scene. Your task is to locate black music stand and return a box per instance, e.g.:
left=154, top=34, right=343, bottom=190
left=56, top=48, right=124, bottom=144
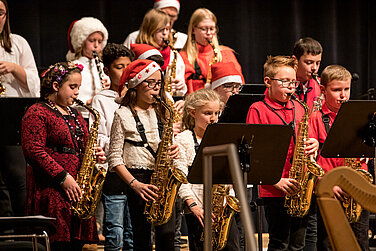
left=218, top=94, right=264, bottom=123
left=0, top=98, right=38, bottom=146
left=189, top=123, right=293, bottom=250
left=321, top=100, right=376, bottom=158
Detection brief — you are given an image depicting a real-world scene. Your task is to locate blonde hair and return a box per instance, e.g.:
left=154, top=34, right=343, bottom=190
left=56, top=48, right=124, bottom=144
left=182, top=89, right=223, bottom=131
left=183, top=8, right=222, bottom=66
left=321, top=65, right=351, bottom=87
left=263, top=55, right=298, bottom=78
left=136, top=9, right=171, bottom=48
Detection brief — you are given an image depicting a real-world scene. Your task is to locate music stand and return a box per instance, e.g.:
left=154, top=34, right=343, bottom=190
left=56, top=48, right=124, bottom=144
left=189, top=123, right=293, bottom=250
left=321, top=100, right=376, bottom=158
left=218, top=94, right=264, bottom=123
left=0, top=97, right=38, bottom=146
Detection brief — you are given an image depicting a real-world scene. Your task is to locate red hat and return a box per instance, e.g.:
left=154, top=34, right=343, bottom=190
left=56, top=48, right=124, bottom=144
left=118, top=59, right=161, bottom=94
left=206, top=62, right=243, bottom=90
left=153, top=0, right=180, bottom=13
left=130, top=44, right=162, bottom=60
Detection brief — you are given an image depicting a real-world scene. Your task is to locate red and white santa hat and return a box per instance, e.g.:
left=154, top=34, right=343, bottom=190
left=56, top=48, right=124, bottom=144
left=153, top=0, right=180, bottom=13
left=66, top=17, right=108, bottom=61
left=130, top=44, right=163, bottom=60
left=118, top=59, right=161, bottom=93
left=205, top=62, right=243, bottom=90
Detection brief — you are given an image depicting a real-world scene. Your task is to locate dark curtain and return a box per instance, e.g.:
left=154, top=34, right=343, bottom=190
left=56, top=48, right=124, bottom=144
left=8, top=0, right=376, bottom=98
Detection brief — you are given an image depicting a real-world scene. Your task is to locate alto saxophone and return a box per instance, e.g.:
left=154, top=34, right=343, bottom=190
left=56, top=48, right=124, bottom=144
left=164, top=39, right=181, bottom=122
left=144, top=95, right=188, bottom=225
left=284, top=97, right=325, bottom=217
left=71, top=99, right=107, bottom=219
left=342, top=158, right=373, bottom=223
left=201, top=184, right=240, bottom=250
left=311, top=73, right=324, bottom=112
left=206, top=39, right=220, bottom=85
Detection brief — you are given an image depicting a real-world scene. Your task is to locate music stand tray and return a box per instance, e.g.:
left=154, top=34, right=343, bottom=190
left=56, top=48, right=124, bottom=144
left=188, top=123, right=293, bottom=185
left=321, top=100, right=376, bottom=158
left=219, top=94, right=264, bottom=123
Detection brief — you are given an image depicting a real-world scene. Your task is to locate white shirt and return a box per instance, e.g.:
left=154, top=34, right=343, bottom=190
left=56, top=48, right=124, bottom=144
left=89, top=89, right=120, bottom=155
left=0, top=34, right=40, bottom=97
left=108, top=106, right=160, bottom=171
left=73, top=56, right=110, bottom=118
left=123, top=29, right=188, bottom=50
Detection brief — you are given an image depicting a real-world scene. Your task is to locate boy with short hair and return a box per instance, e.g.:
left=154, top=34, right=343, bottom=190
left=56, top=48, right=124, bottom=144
left=247, top=55, right=319, bottom=250
left=309, top=65, right=370, bottom=250
left=293, top=37, right=323, bottom=109
left=89, top=43, right=135, bottom=250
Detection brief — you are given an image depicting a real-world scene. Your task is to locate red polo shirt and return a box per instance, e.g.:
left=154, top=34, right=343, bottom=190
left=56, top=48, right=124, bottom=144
left=295, top=78, right=321, bottom=110
left=246, top=92, right=305, bottom=197
left=308, top=102, right=367, bottom=173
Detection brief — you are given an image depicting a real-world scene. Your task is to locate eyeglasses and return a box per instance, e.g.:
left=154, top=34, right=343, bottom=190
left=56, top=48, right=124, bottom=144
left=223, top=84, right=243, bottom=92
left=143, top=80, right=162, bottom=89
left=270, top=78, right=300, bottom=88
left=196, top=26, right=217, bottom=33
left=0, top=11, right=6, bottom=18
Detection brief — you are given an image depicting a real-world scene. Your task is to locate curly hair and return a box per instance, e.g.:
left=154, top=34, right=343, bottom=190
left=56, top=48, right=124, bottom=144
left=40, top=61, right=83, bottom=98
left=102, top=43, right=135, bottom=68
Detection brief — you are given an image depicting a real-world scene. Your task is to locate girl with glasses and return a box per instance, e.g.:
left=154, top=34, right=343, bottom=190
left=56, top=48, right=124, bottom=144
left=180, top=8, right=245, bottom=94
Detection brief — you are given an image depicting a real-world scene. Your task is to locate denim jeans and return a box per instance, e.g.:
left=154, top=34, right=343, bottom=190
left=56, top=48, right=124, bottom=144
left=103, top=194, right=133, bottom=251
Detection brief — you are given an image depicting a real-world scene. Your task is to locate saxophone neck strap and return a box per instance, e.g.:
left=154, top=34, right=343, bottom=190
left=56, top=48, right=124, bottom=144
left=320, top=110, right=331, bottom=149
left=126, top=106, right=163, bottom=159
left=191, top=129, right=200, bottom=153
left=262, top=99, right=296, bottom=143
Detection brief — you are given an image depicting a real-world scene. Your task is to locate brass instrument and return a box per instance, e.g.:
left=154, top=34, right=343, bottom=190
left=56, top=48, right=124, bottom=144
left=311, top=73, right=324, bottom=112
left=201, top=184, right=240, bottom=250
left=164, top=39, right=181, bottom=122
left=92, top=51, right=106, bottom=88
left=284, top=97, right=325, bottom=217
left=342, top=158, right=373, bottom=223
left=144, top=95, right=188, bottom=225
left=206, top=39, right=220, bottom=85
left=0, top=76, right=5, bottom=95
left=71, top=99, right=107, bottom=219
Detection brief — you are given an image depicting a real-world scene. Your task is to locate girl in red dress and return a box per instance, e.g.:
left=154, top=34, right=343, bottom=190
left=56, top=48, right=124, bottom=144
left=21, top=62, right=105, bottom=251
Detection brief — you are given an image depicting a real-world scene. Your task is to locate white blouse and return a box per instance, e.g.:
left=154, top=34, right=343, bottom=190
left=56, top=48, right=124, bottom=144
left=0, top=34, right=40, bottom=97
left=108, top=106, right=160, bottom=171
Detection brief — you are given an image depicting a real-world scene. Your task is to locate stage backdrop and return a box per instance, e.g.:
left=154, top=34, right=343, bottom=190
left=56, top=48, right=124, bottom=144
left=8, top=0, right=376, bottom=98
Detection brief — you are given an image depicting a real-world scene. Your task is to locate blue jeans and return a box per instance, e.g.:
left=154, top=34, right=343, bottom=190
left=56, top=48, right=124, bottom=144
left=103, top=194, right=133, bottom=251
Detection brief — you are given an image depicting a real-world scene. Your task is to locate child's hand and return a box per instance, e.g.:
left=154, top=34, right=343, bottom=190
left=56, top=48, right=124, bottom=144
left=333, top=185, right=348, bottom=202
left=173, top=121, right=182, bottom=136
left=174, top=100, right=185, bottom=115
left=172, top=79, right=185, bottom=92
left=168, top=143, right=180, bottom=159
left=130, top=179, right=159, bottom=202
left=61, top=174, right=82, bottom=202
left=274, top=178, right=300, bottom=196
left=305, top=138, right=319, bottom=156
left=94, top=145, right=106, bottom=163
left=0, top=61, right=16, bottom=74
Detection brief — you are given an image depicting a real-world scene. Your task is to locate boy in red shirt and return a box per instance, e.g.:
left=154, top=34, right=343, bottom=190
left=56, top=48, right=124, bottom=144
left=293, top=37, right=323, bottom=110
left=247, top=55, right=319, bottom=250
left=309, top=65, right=370, bottom=250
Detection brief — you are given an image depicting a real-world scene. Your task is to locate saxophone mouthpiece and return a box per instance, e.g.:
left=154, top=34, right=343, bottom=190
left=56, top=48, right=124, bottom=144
left=163, top=39, right=170, bottom=46
left=152, top=95, right=161, bottom=102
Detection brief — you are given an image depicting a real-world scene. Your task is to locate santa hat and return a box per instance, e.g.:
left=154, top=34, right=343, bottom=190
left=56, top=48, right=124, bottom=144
left=118, top=59, right=161, bottom=94
left=153, top=0, right=180, bottom=13
left=130, top=44, right=162, bottom=60
left=66, top=17, right=109, bottom=61
left=205, top=62, right=243, bottom=90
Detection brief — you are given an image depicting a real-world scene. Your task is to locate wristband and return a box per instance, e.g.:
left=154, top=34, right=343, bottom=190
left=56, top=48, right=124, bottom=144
left=60, top=173, right=69, bottom=185
left=188, top=202, right=197, bottom=209
left=129, top=178, right=137, bottom=186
